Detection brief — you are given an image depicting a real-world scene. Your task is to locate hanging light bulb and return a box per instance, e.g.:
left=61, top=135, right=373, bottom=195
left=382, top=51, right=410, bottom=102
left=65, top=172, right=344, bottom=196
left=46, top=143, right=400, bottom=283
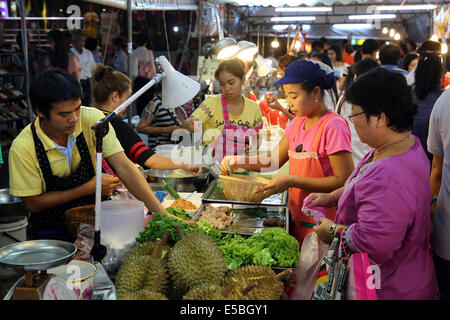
left=394, top=33, right=401, bottom=41
left=430, top=34, right=439, bottom=42
left=389, top=28, right=395, bottom=38
left=271, top=37, right=280, bottom=48
left=294, top=40, right=301, bottom=50
left=382, top=27, right=388, bottom=34
left=442, top=43, right=448, bottom=55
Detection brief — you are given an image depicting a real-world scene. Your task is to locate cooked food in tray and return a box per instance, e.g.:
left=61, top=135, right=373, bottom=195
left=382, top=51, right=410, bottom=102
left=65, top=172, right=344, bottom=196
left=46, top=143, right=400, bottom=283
left=198, top=204, right=235, bottom=231
left=169, top=198, right=198, bottom=210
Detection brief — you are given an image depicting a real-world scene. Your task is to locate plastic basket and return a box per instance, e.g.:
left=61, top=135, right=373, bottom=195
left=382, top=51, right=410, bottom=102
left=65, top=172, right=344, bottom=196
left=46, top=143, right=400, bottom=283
left=65, top=204, right=95, bottom=239
left=219, top=174, right=270, bottom=203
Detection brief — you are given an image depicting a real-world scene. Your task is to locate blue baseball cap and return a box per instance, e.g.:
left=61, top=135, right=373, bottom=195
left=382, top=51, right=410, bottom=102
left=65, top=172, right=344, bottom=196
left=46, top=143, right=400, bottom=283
left=273, top=59, right=335, bottom=90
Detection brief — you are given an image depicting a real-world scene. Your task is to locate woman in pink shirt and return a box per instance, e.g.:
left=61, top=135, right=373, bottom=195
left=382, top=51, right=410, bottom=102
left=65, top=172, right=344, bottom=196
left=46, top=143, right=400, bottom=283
left=308, top=68, right=439, bottom=299
left=221, top=60, right=354, bottom=245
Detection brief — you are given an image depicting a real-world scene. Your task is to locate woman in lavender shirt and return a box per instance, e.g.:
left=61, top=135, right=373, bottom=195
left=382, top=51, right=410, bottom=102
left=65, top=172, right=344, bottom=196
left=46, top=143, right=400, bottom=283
left=306, top=68, right=439, bottom=300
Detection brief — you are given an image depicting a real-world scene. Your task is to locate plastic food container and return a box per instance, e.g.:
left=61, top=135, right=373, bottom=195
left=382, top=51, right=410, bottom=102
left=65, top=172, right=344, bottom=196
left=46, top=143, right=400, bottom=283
left=100, top=199, right=145, bottom=250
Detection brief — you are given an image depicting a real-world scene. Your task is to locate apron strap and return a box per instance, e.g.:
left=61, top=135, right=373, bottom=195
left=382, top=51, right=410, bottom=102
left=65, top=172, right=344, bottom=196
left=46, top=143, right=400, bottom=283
left=311, top=112, right=337, bottom=152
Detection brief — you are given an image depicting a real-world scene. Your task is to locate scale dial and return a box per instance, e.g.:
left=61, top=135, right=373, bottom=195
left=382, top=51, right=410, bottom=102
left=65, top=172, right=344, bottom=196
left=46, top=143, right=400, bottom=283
left=41, top=276, right=78, bottom=300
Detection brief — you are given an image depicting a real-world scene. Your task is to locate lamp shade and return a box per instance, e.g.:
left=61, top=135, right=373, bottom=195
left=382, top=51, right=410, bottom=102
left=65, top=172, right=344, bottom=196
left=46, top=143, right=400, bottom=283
left=215, top=37, right=239, bottom=60
left=156, top=56, right=201, bottom=109
left=236, top=41, right=258, bottom=61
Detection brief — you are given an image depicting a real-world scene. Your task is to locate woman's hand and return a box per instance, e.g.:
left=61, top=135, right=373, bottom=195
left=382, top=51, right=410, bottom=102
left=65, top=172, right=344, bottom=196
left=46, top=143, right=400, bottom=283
left=313, top=218, right=335, bottom=244
left=220, top=156, right=241, bottom=175
left=304, top=193, right=336, bottom=208
left=182, top=163, right=202, bottom=176
left=85, top=173, right=121, bottom=197
left=255, top=174, right=291, bottom=197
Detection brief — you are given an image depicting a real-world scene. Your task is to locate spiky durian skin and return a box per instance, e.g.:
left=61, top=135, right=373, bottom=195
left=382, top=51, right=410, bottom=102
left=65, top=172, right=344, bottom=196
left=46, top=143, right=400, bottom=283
left=168, top=233, right=226, bottom=293
left=120, top=289, right=168, bottom=300
left=115, top=255, right=168, bottom=299
left=126, top=241, right=171, bottom=261
left=226, top=265, right=283, bottom=300
left=183, top=283, right=226, bottom=300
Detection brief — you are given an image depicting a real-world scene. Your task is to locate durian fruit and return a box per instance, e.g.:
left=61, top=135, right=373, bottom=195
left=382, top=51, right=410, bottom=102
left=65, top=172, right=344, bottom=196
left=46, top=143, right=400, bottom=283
left=115, top=255, right=168, bottom=299
left=126, top=229, right=172, bottom=261
left=226, top=265, right=285, bottom=300
left=121, top=289, right=168, bottom=300
left=182, top=278, right=238, bottom=300
left=115, top=238, right=169, bottom=299
left=168, top=232, right=226, bottom=294
left=121, top=271, right=169, bottom=300
left=126, top=240, right=170, bottom=261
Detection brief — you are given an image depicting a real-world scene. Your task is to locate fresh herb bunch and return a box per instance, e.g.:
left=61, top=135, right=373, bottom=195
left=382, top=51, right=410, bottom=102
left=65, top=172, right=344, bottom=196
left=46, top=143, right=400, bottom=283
left=136, top=212, right=193, bottom=246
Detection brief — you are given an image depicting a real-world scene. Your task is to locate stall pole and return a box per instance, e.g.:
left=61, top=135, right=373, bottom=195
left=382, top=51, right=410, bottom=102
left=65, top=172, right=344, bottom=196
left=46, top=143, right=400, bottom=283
left=18, top=0, right=32, bottom=122
left=127, top=0, right=132, bottom=125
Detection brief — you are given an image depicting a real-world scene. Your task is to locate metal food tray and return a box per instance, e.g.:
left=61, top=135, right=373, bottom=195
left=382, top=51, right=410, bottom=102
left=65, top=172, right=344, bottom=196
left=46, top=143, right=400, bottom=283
left=0, top=240, right=77, bottom=272
left=202, top=179, right=288, bottom=206
left=192, top=202, right=288, bottom=236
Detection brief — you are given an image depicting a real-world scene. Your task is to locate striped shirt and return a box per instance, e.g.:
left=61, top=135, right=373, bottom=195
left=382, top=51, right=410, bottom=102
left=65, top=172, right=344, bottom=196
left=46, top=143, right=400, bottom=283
left=141, top=96, right=181, bottom=151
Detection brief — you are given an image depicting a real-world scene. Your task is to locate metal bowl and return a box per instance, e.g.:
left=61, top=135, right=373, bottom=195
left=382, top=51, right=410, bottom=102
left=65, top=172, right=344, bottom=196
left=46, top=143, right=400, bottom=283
left=0, top=240, right=77, bottom=272
left=0, top=188, right=28, bottom=223
left=144, top=168, right=213, bottom=193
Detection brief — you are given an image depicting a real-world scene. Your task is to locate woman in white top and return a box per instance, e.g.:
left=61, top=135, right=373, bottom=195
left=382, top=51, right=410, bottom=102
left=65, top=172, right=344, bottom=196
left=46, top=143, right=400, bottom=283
left=328, top=45, right=349, bottom=93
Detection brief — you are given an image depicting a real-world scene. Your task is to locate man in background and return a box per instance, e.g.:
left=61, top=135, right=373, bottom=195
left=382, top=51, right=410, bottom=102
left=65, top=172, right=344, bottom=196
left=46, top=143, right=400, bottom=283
left=361, top=39, right=379, bottom=61
left=70, top=32, right=97, bottom=106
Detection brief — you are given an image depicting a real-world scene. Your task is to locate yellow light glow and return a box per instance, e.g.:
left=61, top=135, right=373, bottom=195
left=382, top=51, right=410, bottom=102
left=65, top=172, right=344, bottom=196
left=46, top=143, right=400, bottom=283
left=217, top=44, right=239, bottom=60
left=382, top=27, right=388, bottom=34
left=394, top=33, right=401, bottom=41
left=389, top=29, right=395, bottom=37
left=237, top=46, right=258, bottom=61
left=442, top=43, right=448, bottom=55
left=271, top=40, right=280, bottom=48
left=430, top=34, right=439, bottom=42
left=294, top=41, right=301, bottom=50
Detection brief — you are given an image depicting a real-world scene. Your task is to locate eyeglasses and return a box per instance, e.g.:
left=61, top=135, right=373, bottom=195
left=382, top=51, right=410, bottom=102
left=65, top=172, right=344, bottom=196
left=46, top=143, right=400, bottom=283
left=348, top=111, right=365, bottom=122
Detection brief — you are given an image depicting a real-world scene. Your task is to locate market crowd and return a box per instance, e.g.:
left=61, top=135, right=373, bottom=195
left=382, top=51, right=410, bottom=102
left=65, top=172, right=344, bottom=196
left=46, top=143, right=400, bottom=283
left=6, top=12, right=450, bottom=300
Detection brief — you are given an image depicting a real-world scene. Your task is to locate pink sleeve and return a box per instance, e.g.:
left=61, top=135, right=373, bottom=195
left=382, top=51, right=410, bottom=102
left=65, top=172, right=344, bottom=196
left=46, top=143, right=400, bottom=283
left=348, top=176, right=413, bottom=265
left=67, top=53, right=82, bottom=74
left=323, top=116, right=352, bottom=155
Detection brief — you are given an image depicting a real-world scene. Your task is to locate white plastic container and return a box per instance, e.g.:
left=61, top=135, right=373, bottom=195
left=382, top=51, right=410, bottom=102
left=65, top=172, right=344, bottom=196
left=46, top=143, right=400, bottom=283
left=100, top=200, right=145, bottom=250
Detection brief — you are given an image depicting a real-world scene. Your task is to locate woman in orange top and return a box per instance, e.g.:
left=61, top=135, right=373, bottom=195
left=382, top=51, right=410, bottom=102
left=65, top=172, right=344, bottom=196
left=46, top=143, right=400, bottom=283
left=221, top=60, right=354, bottom=245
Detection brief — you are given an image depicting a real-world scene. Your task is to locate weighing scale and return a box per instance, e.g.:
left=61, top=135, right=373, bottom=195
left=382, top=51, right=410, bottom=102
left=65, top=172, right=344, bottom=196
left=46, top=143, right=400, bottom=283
left=0, top=240, right=78, bottom=300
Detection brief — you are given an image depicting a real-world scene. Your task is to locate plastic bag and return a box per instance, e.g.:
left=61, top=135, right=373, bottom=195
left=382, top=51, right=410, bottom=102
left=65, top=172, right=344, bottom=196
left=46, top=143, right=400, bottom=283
left=302, top=197, right=327, bottom=225
left=288, top=232, right=329, bottom=300
left=73, top=223, right=95, bottom=261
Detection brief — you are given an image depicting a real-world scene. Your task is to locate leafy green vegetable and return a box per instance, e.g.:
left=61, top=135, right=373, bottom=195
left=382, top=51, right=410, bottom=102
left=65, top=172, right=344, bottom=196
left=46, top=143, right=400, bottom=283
left=215, top=227, right=300, bottom=271
left=194, top=220, right=222, bottom=243
left=136, top=212, right=193, bottom=246
left=166, top=207, right=192, bottom=221
left=247, top=227, right=300, bottom=268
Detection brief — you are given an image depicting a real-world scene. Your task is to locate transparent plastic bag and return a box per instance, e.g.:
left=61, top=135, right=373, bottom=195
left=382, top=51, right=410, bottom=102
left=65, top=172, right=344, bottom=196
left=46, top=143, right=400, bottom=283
left=73, top=223, right=95, bottom=261
left=288, top=232, right=329, bottom=300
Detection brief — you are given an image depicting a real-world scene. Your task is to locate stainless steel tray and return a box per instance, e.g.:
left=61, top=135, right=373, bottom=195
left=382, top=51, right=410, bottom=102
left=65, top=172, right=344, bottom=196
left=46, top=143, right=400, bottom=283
left=0, top=240, right=77, bottom=272
left=192, top=203, right=288, bottom=236
left=202, top=179, right=288, bottom=206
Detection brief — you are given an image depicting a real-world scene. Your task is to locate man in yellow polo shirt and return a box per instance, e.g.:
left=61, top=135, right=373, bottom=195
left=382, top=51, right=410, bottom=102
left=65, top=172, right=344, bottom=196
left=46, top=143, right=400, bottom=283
left=9, top=69, right=169, bottom=240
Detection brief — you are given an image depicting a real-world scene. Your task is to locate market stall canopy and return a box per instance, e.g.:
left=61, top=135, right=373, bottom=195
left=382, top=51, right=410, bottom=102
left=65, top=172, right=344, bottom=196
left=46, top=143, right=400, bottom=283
left=212, top=0, right=446, bottom=42
left=82, top=0, right=198, bottom=11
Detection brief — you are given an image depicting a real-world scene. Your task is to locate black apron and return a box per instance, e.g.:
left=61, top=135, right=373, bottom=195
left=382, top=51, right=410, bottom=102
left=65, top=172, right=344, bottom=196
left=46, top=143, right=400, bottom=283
left=29, top=121, right=96, bottom=241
